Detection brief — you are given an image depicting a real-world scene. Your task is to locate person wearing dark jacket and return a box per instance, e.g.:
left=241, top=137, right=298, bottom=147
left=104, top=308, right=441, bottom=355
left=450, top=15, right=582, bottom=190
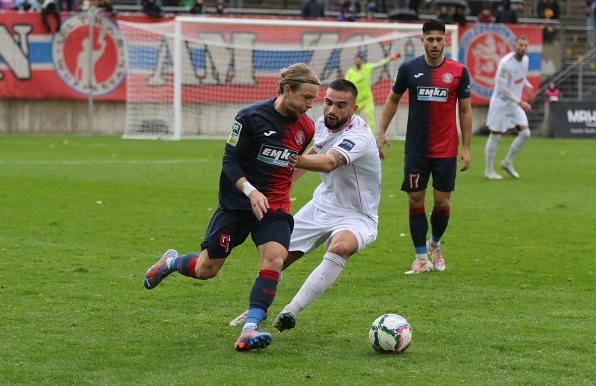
left=302, top=0, right=324, bottom=18
left=143, top=0, right=163, bottom=18
left=495, top=0, right=518, bottom=23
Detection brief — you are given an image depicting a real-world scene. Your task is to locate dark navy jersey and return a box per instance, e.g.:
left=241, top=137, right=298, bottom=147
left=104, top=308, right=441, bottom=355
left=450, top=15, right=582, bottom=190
left=392, top=55, right=471, bottom=158
left=220, top=98, right=315, bottom=213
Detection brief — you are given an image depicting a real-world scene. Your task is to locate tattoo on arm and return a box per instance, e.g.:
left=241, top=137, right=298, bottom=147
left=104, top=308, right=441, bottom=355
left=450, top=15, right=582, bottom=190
left=329, top=149, right=347, bottom=167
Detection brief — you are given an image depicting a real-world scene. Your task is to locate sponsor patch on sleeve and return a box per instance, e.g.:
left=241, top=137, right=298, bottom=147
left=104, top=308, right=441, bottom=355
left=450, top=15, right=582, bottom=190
left=337, top=139, right=356, bottom=151
left=226, top=120, right=242, bottom=146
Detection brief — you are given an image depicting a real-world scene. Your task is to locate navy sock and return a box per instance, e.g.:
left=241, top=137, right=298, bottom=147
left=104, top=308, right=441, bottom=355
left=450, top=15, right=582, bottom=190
left=246, top=269, right=279, bottom=327
left=431, top=206, right=450, bottom=242
left=409, top=206, right=428, bottom=252
left=175, top=253, right=200, bottom=278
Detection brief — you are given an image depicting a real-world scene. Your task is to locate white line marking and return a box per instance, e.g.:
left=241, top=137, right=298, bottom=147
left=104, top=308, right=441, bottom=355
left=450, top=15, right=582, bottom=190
left=0, top=159, right=214, bottom=165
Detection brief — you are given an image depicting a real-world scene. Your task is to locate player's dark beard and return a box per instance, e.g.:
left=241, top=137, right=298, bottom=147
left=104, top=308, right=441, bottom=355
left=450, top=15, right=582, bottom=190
left=324, top=114, right=349, bottom=131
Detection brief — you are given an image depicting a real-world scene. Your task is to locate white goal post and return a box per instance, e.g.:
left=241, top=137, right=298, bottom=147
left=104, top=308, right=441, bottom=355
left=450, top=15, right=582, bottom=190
left=120, top=17, right=458, bottom=140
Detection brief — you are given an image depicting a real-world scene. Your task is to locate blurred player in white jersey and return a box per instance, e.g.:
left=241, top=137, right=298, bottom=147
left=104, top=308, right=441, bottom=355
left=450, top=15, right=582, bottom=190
left=485, top=36, right=533, bottom=180
left=230, top=79, right=381, bottom=331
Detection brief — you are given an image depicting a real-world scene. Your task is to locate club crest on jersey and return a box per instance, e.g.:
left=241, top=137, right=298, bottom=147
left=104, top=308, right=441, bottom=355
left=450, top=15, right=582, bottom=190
left=417, top=87, right=448, bottom=102
left=442, top=73, right=454, bottom=84
left=295, top=130, right=306, bottom=146
left=257, top=145, right=297, bottom=167
left=338, top=139, right=355, bottom=151
left=227, top=120, right=242, bottom=146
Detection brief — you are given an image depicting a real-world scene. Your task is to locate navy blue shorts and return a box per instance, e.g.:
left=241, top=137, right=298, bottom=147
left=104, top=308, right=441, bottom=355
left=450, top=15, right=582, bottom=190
left=200, top=209, right=294, bottom=259
left=401, top=154, right=457, bottom=193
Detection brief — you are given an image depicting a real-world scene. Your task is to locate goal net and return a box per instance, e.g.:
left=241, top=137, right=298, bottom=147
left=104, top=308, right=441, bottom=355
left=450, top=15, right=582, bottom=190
left=119, top=18, right=458, bottom=140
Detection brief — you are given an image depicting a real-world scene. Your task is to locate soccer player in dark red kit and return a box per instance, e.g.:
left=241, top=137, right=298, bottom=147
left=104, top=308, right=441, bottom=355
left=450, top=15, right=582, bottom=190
left=376, top=19, right=472, bottom=274
left=143, top=63, right=320, bottom=351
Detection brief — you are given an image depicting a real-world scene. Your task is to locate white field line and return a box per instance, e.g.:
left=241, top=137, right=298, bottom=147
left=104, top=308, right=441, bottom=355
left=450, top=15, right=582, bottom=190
left=0, top=159, right=215, bottom=165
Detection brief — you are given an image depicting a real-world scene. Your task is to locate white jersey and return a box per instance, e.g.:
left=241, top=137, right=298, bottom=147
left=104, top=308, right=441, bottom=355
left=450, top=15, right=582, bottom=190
left=489, top=52, right=530, bottom=110
left=310, top=114, right=381, bottom=223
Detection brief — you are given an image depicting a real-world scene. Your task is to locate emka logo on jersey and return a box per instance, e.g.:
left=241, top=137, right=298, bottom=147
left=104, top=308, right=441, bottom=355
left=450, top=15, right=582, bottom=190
left=417, top=87, right=448, bottom=102
left=52, top=13, right=126, bottom=96
left=258, top=145, right=297, bottom=167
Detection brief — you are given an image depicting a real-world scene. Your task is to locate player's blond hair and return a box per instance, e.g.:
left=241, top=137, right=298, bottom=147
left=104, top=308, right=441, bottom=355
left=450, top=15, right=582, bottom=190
left=278, top=63, right=320, bottom=94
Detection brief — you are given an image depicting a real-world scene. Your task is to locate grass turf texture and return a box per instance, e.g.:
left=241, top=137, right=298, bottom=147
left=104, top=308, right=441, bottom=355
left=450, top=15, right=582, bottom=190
left=0, top=134, right=594, bottom=385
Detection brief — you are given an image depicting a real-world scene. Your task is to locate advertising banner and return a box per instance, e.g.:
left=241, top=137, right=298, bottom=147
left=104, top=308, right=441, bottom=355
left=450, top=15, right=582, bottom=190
left=1, top=12, right=543, bottom=105
left=550, top=101, right=596, bottom=138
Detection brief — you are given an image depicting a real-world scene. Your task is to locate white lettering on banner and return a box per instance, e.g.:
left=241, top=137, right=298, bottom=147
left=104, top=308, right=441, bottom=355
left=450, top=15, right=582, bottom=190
left=0, top=25, right=32, bottom=80
left=147, top=31, right=393, bottom=87
left=567, top=110, right=596, bottom=126
left=148, top=32, right=257, bottom=87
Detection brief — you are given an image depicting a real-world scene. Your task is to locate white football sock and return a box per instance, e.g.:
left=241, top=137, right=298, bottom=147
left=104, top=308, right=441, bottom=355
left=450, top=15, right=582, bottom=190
left=284, top=252, right=346, bottom=315
left=504, top=129, right=530, bottom=164
left=485, top=133, right=502, bottom=172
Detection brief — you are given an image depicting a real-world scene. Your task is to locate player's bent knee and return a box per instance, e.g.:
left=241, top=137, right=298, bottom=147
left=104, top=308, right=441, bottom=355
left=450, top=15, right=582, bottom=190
left=519, top=128, right=531, bottom=138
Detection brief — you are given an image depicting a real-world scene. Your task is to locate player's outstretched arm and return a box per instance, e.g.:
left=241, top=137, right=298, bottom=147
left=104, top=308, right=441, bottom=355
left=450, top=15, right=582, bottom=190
left=290, top=147, right=316, bottom=186
left=290, top=149, right=347, bottom=173
left=376, top=90, right=402, bottom=160
left=370, top=53, right=400, bottom=69
left=458, top=98, right=473, bottom=172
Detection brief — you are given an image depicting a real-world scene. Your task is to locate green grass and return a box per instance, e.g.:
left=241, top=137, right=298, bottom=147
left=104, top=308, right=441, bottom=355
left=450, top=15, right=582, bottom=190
left=0, top=134, right=594, bottom=385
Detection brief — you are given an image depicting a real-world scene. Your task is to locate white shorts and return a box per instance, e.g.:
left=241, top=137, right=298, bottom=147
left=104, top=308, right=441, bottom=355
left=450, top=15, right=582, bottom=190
left=486, top=104, right=528, bottom=133
left=289, top=200, right=378, bottom=254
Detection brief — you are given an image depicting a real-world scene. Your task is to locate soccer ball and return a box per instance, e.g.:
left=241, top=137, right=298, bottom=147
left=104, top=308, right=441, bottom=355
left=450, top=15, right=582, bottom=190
left=368, top=313, right=412, bottom=354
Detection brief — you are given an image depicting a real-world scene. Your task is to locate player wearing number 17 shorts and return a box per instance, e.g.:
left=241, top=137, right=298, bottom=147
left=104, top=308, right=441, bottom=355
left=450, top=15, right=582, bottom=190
left=376, top=19, right=473, bottom=275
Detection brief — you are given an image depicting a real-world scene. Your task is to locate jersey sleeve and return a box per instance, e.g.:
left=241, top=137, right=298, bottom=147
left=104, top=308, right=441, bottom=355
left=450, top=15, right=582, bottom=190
left=458, top=66, right=471, bottom=99
left=494, top=60, right=520, bottom=104
left=221, top=111, right=252, bottom=185
left=392, top=62, right=408, bottom=94
left=331, top=130, right=373, bottom=165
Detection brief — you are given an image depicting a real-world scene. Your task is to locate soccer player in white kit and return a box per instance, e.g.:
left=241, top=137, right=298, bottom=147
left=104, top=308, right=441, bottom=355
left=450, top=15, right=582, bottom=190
left=485, top=36, right=533, bottom=180
left=230, top=79, right=381, bottom=331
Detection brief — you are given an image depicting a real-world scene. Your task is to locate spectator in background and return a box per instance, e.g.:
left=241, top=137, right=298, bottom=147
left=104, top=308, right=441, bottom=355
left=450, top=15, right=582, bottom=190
left=452, top=5, right=467, bottom=26
left=341, top=0, right=361, bottom=17
left=543, top=80, right=560, bottom=134
left=536, top=0, right=549, bottom=18
left=542, top=22, right=557, bottom=43
left=550, top=0, right=560, bottom=19
left=302, top=0, right=324, bottom=18
left=437, top=5, right=453, bottom=24
left=477, top=7, right=493, bottom=23
left=97, top=0, right=115, bottom=14
left=587, top=0, right=596, bottom=46
left=59, top=0, right=73, bottom=11
left=40, top=0, right=61, bottom=32
left=189, top=0, right=204, bottom=14
left=142, top=0, right=163, bottom=17
left=495, top=0, right=518, bottom=23
left=215, top=0, right=225, bottom=15
left=337, top=10, right=356, bottom=21
left=537, top=0, right=559, bottom=19
left=14, top=0, right=39, bottom=11
left=545, top=80, right=560, bottom=102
